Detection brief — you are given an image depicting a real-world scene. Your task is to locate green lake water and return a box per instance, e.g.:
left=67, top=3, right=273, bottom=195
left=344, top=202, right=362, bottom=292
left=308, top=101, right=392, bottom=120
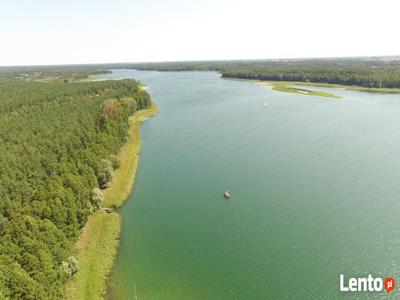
left=100, top=70, right=400, bottom=299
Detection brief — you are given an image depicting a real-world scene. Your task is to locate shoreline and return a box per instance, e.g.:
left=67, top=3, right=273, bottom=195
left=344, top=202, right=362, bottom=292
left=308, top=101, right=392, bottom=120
left=102, top=102, right=158, bottom=208
left=293, top=81, right=400, bottom=93
left=223, top=76, right=400, bottom=95
left=65, top=102, right=158, bottom=300
left=225, top=78, right=400, bottom=98
left=255, top=81, right=341, bottom=99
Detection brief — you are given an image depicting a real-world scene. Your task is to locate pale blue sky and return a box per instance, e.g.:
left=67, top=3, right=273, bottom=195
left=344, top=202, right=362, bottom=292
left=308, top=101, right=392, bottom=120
left=1, top=0, right=399, bottom=66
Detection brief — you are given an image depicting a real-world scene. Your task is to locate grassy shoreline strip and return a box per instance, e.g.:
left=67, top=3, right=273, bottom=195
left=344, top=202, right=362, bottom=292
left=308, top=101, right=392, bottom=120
left=255, top=81, right=341, bottom=99
left=253, top=79, right=400, bottom=96
left=293, top=81, right=400, bottom=93
left=225, top=76, right=400, bottom=96
left=103, top=102, right=158, bottom=208
left=64, top=212, right=121, bottom=300
left=65, top=103, right=158, bottom=300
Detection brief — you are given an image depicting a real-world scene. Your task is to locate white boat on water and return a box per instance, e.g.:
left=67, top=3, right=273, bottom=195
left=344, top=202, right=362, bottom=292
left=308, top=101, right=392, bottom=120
left=264, top=102, right=268, bottom=107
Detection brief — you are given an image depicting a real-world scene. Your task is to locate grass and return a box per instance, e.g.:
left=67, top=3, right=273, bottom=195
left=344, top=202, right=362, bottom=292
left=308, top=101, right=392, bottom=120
left=254, top=80, right=400, bottom=97
left=258, top=81, right=341, bottom=99
left=102, top=103, right=158, bottom=208
left=64, top=212, right=121, bottom=300
left=294, top=81, right=400, bottom=94
left=65, top=102, right=158, bottom=300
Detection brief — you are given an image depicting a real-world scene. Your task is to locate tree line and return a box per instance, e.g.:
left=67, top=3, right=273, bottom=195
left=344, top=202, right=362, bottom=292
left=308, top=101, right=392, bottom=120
left=0, top=76, right=151, bottom=299
left=125, top=57, right=400, bottom=88
left=5, top=57, right=400, bottom=88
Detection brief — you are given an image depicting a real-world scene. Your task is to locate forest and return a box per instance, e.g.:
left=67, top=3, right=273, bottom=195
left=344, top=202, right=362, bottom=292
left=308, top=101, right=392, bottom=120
left=126, top=57, right=400, bottom=88
left=0, top=73, right=151, bottom=299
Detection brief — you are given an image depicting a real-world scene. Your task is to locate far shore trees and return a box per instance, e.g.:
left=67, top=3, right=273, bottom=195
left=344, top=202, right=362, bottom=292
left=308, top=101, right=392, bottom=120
left=128, top=58, right=400, bottom=89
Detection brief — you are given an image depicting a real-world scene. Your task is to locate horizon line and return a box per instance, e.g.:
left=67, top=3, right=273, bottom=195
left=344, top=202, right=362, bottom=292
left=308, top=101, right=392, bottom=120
left=1, top=54, right=400, bottom=68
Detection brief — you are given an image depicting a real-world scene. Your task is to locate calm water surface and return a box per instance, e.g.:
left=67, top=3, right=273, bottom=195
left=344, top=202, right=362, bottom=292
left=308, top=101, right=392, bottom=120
left=100, top=70, right=400, bottom=299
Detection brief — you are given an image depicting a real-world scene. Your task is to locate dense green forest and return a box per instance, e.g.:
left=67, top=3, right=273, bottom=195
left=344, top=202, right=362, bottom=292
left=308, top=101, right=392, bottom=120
left=126, top=57, right=400, bottom=88
left=0, top=75, right=151, bottom=299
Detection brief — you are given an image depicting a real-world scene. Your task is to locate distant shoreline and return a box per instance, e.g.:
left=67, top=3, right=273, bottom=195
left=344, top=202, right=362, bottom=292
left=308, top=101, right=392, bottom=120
left=292, top=81, right=400, bottom=94
left=221, top=76, right=400, bottom=98
left=253, top=80, right=341, bottom=98
left=85, top=67, right=400, bottom=95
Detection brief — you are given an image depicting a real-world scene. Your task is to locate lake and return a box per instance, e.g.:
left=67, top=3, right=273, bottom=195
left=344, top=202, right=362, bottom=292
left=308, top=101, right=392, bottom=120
left=100, top=69, right=400, bottom=299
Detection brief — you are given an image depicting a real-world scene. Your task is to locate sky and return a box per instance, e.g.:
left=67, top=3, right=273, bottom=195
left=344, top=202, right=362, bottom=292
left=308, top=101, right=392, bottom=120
left=1, top=0, right=400, bottom=66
